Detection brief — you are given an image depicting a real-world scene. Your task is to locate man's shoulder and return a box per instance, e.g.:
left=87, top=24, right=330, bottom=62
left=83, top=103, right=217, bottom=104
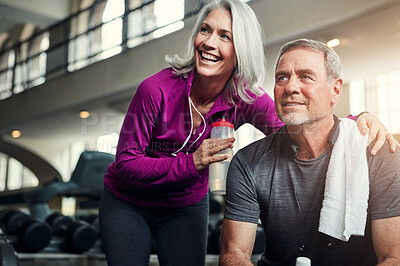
left=367, top=142, right=400, bottom=220
left=236, top=128, right=286, bottom=163
left=368, top=141, right=400, bottom=167
left=367, top=142, right=400, bottom=182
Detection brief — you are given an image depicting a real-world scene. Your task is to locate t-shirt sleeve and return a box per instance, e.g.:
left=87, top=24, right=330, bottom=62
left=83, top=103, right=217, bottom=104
left=224, top=151, right=260, bottom=224
left=368, top=143, right=400, bottom=220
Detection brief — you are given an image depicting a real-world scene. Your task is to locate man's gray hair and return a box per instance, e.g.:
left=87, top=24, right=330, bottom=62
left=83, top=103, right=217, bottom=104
left=275, top=39, right=343, bottom=82
left=166, top=0, right=266, bottom=104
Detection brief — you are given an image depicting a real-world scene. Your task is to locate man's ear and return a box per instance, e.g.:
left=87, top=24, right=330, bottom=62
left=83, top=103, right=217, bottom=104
left=331, top=78, right=343, bottom=105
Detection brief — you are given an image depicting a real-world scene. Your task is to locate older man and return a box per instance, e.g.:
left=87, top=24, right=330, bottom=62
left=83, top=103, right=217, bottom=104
left=219, top=39, right=400, bottom=265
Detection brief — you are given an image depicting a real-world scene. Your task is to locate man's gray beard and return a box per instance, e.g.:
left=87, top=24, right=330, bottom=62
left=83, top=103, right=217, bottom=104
left=278, top=112, right=310, bottom=126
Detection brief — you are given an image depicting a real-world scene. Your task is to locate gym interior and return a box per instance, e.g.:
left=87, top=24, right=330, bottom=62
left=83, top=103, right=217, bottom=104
left=0, top=0, right=399, bottom=265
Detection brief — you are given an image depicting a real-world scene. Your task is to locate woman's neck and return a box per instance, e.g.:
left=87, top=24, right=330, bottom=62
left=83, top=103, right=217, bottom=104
left=191, top=73, right=228, bottom=106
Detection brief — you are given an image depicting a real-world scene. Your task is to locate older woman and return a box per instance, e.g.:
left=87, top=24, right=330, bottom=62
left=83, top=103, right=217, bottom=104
left=99, top=0, right=399, bottom=265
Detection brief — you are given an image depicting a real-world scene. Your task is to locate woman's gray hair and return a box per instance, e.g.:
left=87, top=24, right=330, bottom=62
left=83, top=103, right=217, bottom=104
left=165, top=0, right=266, bottom=104
left=274, top=39, right=343, bottom=82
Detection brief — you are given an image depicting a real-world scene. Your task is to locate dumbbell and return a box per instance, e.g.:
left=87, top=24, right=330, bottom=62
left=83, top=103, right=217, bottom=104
left=0, top=239, right=18, bottom=266
left=78, top=214, right=104, bottom=253
left=207, top=219, right=223, bottom=254
left=0, top=209, right=52, bottom=252
left=78, top=214, right=99, bottom=237
left=46, top=212, right=97, bottom=253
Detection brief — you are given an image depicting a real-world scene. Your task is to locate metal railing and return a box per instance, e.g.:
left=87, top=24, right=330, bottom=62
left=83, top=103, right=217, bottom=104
left=0, top=0, right=201, bottom=101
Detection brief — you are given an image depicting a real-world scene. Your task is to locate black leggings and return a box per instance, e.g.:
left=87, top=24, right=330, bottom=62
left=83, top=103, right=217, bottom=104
left=99, top=189, right=209, bottom=266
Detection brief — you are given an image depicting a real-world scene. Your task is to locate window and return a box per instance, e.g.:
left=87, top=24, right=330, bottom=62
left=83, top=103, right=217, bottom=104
left=100, top=0, right=124, bottom=59
left=0, top=0, right=195, bottom=99
left=0, top=39, right=15, bottom=100
left=13, top=26, right=48, bottom=93
left=68, top=10, right=92, bottom=71
left=88, top=1, right=107, bottom=62
left=28, top=32, right=49, bottom=87
left=350, top=70, right=400, bottom=134
left=127, top=0, right=184, bottom=48
left=0, top=153, right=7, bottom=191
left=3, top=156, right=38, bottom=191
left=69, top=0, right=125, bottom=70
left=153, top=0, right=184, bottom=38
left=127, top=1, right=155, bottom=47
left=14, top=42, right=29, bottom=93
left=372, top=71, right=400, bottom=133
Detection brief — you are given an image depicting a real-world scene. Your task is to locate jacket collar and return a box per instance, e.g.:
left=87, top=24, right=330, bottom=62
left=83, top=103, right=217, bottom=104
left=186, top=70, right=234, bottom=119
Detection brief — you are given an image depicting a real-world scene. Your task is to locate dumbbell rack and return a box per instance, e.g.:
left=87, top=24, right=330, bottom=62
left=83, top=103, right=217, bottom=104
left=2, top=243, right=262, bottom=266
left=11, top=252, right=176, bottom=266
left=15, top=253, right=261, bottom=266
left=17, top=252, right=106, bottom=266
left=0, top=237, right=108, bottom=266
left=0, top=194, right=265, bottom=266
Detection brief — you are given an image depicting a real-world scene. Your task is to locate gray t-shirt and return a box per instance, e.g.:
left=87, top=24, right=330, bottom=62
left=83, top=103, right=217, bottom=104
left=225, top=124, right=400, bottom=266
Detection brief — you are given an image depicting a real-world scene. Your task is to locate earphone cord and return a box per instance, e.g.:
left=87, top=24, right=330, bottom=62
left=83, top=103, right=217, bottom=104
left=171, top=97, right=206, bottom=156
left=187, top=97, right=206, bottom=152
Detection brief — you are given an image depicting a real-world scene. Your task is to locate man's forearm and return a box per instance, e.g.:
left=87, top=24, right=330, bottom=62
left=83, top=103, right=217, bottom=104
left=377, top=257, right=400, bottom=265
left=219, top=250, right=254, bottom=266
left=219, top=219, right=258, bottom=266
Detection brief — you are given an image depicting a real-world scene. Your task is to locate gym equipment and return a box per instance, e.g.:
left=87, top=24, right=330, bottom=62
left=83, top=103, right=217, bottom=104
left=45, top=212, right=97, bottom=253
left=77, top=213, right=104, bottom=253
left=0, top=239, right=18, bottom=266
left=0, top=151, right=114, bottom=222
left=207, top=219, right=223, bottom=254
left=209, top=194, right=224, bottom=215
left=0, top=209, right=52, bottom=252
left=253, top=224, right=266, bottom=254
left=208, top=194, right=225, bottom=254
left=0, top=139, right=62, bottom=208
left=78, top=214, right=99, bottom=237
left=24, top=151, right=115, bottom=221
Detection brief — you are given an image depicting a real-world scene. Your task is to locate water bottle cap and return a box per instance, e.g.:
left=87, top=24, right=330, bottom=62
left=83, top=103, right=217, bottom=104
left=295, top=257, right=311, bottom=266
left=211, top=118, right=234, bottom=129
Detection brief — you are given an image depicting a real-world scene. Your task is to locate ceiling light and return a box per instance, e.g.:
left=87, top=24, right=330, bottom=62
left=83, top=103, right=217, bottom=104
left=327, top=38, right=340, bottom=48
left=79, top=111, right=90, bottom=119
left=11, top=130, right=21, bottom=138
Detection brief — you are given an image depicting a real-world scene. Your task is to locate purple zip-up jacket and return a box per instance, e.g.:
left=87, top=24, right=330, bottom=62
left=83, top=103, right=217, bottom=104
left=104, top=68, right=284, bottom=208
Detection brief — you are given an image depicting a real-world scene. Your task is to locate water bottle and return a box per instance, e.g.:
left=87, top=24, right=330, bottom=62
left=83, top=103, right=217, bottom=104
left=296, top=257, right=311, bottom=266
left=208, top=117, right=234, bottom=195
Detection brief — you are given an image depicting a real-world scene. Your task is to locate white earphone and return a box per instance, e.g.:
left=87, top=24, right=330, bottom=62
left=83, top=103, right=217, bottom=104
left=171, top=97, right=206, bottom=156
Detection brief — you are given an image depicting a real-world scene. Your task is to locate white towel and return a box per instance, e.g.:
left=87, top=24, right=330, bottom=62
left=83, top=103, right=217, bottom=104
left=318, top=118, right=369, bottom=241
